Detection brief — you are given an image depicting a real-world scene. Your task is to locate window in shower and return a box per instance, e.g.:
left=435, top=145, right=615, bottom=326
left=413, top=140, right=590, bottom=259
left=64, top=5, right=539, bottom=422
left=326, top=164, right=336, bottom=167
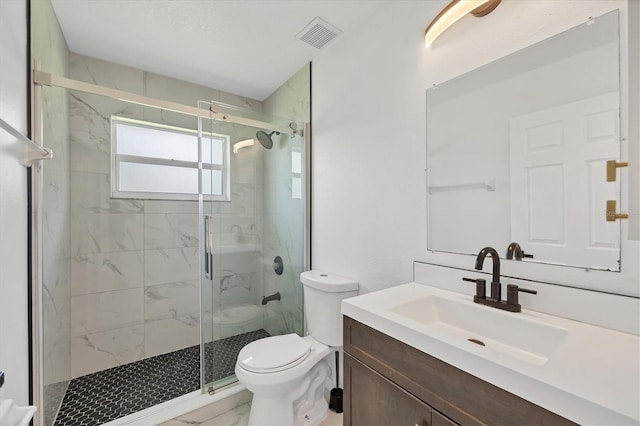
left=110, top=116, right=230, bottom=201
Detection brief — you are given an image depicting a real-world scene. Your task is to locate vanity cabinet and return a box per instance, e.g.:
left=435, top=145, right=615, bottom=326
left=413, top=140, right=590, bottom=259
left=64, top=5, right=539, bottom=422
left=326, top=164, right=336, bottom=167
left=346, top=355, right=433, bottom=426
left=343, top=316, right=576, bottom=426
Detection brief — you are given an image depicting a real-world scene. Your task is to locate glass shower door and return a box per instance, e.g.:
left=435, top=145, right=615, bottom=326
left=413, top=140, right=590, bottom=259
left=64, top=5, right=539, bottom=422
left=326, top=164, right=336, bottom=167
left=198, top=101, right=308, bottom=392
left=199, top=101, right=270, bottom=392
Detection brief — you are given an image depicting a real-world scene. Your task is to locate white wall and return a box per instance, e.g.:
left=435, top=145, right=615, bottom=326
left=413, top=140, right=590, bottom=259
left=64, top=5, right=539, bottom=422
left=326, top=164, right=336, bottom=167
left=312, top=1, right=433, bottom=293
left=0, top=0, right=29, bottom=405
left=312, top=0, right=638, bottom=297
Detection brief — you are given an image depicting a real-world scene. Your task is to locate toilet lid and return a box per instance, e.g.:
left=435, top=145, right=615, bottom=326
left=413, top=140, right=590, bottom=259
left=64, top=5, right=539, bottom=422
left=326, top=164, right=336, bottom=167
left=238, top=334, right=311, bottom=373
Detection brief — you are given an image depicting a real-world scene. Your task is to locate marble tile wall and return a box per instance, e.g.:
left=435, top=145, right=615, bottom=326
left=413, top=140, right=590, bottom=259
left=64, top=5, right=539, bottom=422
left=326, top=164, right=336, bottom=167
left=261, top=64, right=311, bottom=337
left=68, top=64, right=147, bottom=375
left=32, top=0, right=72, bottom=424
left=67, top=54, right=265, bottom=377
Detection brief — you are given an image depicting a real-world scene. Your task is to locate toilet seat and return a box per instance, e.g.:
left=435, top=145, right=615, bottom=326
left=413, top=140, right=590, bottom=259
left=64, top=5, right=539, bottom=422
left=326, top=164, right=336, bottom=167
left=238, top=333, right=311, bottom=373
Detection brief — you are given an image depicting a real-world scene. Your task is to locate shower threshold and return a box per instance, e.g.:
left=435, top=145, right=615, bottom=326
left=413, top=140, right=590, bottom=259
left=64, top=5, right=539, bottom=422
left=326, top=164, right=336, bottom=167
left=53, top=329, right=269, bottom=426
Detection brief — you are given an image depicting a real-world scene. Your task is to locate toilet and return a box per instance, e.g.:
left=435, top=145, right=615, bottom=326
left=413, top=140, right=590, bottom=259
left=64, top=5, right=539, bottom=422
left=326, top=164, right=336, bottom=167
left=235, top=270, right=359, bottom=426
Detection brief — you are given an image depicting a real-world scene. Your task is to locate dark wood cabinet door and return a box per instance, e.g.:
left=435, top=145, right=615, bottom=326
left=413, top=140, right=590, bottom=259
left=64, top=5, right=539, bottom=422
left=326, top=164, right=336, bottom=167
left=344, top=353, right=434, bottom=426
left=432, top=410, right=457, bottom=426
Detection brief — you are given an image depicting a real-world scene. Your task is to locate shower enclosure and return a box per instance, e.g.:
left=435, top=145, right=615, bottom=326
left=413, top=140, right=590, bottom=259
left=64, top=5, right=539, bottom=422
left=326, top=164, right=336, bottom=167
left=32, top=54, right=310, bottom=425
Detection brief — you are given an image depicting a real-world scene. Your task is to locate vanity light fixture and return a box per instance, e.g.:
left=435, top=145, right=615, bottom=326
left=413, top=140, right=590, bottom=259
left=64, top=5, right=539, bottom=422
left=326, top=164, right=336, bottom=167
left=233, top=138, right=255, bottom=154
left=425, top=0, right=502, bottom=47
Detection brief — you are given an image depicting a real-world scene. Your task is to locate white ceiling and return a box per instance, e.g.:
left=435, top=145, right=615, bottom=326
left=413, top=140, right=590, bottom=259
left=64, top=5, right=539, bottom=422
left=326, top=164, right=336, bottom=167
left=50, top=0, right=383, bottom=101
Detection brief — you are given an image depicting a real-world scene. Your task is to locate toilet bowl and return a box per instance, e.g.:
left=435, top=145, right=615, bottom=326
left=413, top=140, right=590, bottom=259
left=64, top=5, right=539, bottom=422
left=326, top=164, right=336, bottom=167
left=235, top=271, right=359, bottom=426
left=235, top=334, right=331, bottom=426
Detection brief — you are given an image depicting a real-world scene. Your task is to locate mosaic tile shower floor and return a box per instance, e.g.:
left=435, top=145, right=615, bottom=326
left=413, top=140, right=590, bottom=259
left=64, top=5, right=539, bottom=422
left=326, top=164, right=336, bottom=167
left=54, top=329, right=270, bottom=426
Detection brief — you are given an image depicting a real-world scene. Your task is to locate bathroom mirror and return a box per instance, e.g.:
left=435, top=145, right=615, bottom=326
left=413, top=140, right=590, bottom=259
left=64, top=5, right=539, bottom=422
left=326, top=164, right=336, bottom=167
left=426, top=10, right=621, bottom=271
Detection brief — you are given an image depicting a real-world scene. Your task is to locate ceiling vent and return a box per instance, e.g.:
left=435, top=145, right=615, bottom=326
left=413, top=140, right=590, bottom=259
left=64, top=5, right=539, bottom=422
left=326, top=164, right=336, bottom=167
left=296, top=17, right=342, bottom=49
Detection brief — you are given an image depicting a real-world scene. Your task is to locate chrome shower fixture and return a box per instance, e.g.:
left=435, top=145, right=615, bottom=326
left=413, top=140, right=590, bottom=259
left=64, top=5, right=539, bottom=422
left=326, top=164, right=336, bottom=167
left=289, top=122, right=304, bottom=137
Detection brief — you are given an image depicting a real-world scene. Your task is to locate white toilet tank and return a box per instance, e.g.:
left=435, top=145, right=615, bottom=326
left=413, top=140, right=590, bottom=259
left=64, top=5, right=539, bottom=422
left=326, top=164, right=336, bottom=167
left=300, top=270, right=358, bottom=347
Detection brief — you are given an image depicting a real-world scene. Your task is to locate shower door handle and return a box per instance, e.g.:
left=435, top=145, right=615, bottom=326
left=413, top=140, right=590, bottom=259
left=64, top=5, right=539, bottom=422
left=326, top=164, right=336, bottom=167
left=204, top=215, right=214, bottom=279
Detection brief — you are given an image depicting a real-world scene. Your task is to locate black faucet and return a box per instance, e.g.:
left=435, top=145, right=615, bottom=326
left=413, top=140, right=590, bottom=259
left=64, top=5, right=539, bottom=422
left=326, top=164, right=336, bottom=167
left=506, top=242, right=523, bottom=260
left=261, top=292, right=281, bottom=305
left=475, top=246, right=501, bottom=301
left=506, top=242, right=534, bottom=260
left=463, top=246, right=538, bottom=312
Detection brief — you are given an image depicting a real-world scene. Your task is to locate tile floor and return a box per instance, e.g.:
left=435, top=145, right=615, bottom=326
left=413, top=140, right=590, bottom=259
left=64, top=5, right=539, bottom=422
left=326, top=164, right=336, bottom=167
left=162, top=401, right=343, bottom=426
left=54, top=330, right=269, bottom=426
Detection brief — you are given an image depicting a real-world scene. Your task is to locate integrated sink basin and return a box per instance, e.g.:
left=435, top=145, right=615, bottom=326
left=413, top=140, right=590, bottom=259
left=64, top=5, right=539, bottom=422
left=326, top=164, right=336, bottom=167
left=389, top=295, right=568, bottom=365
left=341, top=281, right=640, bottom=425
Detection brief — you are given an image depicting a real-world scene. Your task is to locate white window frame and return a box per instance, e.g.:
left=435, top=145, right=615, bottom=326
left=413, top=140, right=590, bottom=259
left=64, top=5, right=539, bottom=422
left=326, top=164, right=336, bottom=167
left=110, top=116, right=231, bottom=201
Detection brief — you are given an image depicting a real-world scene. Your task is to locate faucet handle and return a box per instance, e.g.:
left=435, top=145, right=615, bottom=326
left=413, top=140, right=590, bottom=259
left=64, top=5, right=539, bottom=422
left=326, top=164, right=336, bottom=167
left=506, top=284, right=537, bottom=309
left=462, top=277, right=486, bottom=299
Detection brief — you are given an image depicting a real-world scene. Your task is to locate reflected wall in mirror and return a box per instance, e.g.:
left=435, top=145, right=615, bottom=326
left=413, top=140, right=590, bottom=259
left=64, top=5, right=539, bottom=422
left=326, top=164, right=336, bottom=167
left=427, top=10, right=621, bottom=271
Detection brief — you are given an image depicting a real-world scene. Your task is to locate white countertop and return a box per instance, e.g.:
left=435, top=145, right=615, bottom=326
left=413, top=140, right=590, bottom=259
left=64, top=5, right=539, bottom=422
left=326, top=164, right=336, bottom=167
left=342, top=282, right=640, bottom=425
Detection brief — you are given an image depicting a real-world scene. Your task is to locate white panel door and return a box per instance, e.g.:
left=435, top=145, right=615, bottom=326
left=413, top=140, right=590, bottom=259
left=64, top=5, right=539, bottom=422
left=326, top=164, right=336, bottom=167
left=510, top=92, right=620, bottom=270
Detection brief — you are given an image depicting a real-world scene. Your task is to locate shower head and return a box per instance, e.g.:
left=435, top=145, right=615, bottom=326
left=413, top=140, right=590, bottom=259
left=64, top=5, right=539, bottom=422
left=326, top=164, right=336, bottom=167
left=255, top=130, right=279, bottom=149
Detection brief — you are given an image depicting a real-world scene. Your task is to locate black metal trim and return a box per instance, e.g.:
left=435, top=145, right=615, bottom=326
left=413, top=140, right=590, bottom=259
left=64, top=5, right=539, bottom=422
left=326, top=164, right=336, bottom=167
left=26, top=0, right=35, bottom=416
left=308, top=61, right=313, bottom=271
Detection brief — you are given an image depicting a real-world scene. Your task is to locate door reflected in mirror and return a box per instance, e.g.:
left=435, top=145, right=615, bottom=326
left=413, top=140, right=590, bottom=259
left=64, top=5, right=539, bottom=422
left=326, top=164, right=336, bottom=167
left=426, top=10, right=621, bottom=271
